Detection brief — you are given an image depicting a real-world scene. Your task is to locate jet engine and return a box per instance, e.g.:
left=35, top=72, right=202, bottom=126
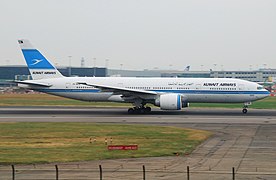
left=155, top=93, right=189, bottom=110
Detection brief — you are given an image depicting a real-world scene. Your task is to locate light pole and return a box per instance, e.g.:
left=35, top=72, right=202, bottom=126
left=68, top=56, right=72, bottom=77
left=213, top=64, right=217, bottom=71
left=120, top=63, right=123, bottom=76
left=105, top=59, right=109, bottom=69
left=93, top=58, right=96, bottom=77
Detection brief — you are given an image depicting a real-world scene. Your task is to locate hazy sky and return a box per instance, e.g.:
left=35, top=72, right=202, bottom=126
left=0, top=0, right=275, bottom=71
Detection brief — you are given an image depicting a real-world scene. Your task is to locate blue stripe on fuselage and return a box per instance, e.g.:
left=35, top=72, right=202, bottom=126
left=37, top=89, right=100, bottom=93
left=152, top=90, right=270, bottom=95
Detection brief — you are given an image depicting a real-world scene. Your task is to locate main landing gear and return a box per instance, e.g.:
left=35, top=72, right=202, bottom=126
left=242, top=102, right=251, bottom=114
left=128, top=106, right=151, bottom=114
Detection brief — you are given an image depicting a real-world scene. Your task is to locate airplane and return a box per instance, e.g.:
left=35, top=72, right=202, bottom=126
left=184, top=66, right=190, bottom=71
left=16, top=39, right=270, bottom=114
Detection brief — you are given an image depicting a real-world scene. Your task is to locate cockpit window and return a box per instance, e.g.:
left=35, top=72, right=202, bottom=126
left=257, top=86, right=263, bottom=90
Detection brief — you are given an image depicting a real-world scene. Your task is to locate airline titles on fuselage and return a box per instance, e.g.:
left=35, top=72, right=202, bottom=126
left=167, top=82, right=237, bottom=87
left=32, top=71, right=57, bottom=75
left=203, top=83, right=236, bottom=86
left=168, top=82, right=194, bottom=86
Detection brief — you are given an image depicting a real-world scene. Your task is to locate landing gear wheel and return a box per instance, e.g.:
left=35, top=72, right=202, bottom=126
left=128, top=106, right=151, bottom=114
left=134, top=108, right=141, bottom=114
left=140, top=108, right=146, bottom=114
left=145, top=107, right=151, bottom=113
left=242, top=108, right=248, bottom=114
left=128, top=108, right=134, bottom=114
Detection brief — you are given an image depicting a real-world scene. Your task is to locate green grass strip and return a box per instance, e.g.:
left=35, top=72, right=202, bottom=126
left=0, top=122, right=211, bottom=164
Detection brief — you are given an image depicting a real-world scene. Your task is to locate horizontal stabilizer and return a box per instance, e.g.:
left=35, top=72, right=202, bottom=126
left=15, top=81, right=52, bottom=87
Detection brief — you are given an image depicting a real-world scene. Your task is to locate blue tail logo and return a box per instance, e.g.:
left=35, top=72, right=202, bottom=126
left=22, top=49, right=55, bottom=69
left=30, top=59, right=43, bottom=66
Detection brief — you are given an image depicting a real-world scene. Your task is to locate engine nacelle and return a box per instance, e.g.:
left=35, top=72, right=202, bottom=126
left=155, top=93, right=186, bottom=110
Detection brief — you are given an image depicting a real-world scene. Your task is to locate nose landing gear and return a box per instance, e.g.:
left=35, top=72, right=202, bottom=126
left=242, top=108, right=248, bottom=114
left=242, top=102, right=251, bottom=114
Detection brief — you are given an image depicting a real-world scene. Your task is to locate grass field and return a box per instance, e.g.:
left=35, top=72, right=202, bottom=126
left=0, top=93, right=276, bottom=109
left=0, top=122, right=211, bottom=164
left=0, top=93, right=130, bottom=107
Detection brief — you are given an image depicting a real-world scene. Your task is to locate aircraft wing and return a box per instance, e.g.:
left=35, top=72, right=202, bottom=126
left=14, top=81, right=52, bottom=87
left=77, top=82, right=158, bottom=97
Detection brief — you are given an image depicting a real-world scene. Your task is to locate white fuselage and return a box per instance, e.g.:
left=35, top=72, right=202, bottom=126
left=19, top=77, right=270, bottom=104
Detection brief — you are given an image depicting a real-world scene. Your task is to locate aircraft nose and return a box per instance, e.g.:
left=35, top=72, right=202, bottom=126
left=265, top=89, right=270, bottom=97
left=255, top=89, right=270, bottom=100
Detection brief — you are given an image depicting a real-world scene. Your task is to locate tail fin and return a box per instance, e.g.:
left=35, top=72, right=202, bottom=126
left=18, top=39, right=64, bottom=80
left=184, top=66, right=190, bottom=72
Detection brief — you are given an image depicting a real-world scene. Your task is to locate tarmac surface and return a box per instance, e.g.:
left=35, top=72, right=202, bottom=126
left=1, top=107, right=276, bottom=180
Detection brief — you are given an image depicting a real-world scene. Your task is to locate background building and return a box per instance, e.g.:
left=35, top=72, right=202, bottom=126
left=0, top=66, right=107, bottom=88
left=0, top=66, right=107, bottom=81
left=210, top=69, right=276, bottom=82
left=161, top=69, right=276, bottom=83
left=163, top=71, right=211, bottom=78
left=1, top=65, right=276, bottom=88
left=107, top=69, right=161, bottom=77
